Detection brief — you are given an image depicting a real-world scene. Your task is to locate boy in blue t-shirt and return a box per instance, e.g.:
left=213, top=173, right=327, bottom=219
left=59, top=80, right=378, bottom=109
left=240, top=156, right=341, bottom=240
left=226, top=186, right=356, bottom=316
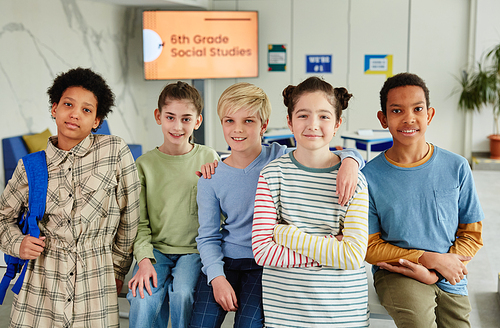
left=363, top=72, right=484, bottom=327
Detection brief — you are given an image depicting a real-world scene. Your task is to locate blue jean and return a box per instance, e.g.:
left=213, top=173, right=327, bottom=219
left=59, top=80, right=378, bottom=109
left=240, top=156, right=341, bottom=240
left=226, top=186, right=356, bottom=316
left=189, top=257, right=264, bottom=328
left=127, top=250, right=202, bottom=328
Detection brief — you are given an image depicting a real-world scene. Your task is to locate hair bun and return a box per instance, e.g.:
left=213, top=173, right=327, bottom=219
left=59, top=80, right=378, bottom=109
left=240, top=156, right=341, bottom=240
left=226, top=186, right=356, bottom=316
left=282, top=85, right=295, bottom=108
left=334, top=87, right=353, bottom=110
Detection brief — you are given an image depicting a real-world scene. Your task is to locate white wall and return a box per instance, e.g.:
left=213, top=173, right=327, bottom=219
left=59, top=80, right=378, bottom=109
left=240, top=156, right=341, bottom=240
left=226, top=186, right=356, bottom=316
left=408, top=0, right=469, bottom=155
left=472, top=0, right=500, bottom=152
left=346, top=0, right=409, bottom=141
left=0, top=0, right=481, bottom=186
left=0, top=0, right=191, bottom=190
left=206, top=0, right=471, bottom=156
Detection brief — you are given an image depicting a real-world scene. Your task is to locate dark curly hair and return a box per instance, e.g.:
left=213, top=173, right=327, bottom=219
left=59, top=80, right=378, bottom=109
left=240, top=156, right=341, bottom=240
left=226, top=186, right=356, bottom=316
left=47, top=67, right=115, bottom=131
left=283, top=76, right=352, bottom=121
left=380, top=72, right=430, bottom=115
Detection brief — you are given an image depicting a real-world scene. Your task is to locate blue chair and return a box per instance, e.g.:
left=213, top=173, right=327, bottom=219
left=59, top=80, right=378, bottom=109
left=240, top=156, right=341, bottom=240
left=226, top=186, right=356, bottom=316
left=92, top=120, right=142, bottom=161
left=2, top=136, right=28, bottom=186
left=2, top=120, right=142, bottom=186
left=355, top=140, right=393, bottom=152
left=92, top=120, right=111, bottom=135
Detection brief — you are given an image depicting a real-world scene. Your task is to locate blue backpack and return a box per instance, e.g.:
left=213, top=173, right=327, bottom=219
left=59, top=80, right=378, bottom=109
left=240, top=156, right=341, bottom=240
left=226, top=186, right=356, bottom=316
left=0, top=151, right=47, bottom=305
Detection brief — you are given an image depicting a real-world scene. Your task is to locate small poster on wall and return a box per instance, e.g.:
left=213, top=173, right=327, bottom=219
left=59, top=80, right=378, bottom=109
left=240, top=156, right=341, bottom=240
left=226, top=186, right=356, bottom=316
left=306, top=55, right=332, bottom=74
left=364, top=54, right=393, bottom=78
left=268, top=44, right=287, bottom=71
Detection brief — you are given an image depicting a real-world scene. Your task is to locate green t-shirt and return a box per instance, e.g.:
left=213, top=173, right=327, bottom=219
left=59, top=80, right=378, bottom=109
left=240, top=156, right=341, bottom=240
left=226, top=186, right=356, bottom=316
left=133, top=144, right=219, bottom=263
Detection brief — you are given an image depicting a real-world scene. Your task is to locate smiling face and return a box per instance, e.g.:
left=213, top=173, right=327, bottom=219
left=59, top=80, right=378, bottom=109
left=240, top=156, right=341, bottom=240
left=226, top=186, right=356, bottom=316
left=51, top=86, right=100, bottom=151
left=221, top=108, right=267, bottom=155
left=287, top=91, right=341, bottom=153
left=155, top=99, right=202, bottom=155
left=377, top=85, right=435, bottom=150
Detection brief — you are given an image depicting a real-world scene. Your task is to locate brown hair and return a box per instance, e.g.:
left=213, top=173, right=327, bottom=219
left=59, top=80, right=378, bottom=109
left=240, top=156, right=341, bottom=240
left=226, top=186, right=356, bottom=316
left=157, top=81, right=203, bottom=116
left=157, top=81, right=203, bottom=143
left=283, top=76, right=352, bottom=121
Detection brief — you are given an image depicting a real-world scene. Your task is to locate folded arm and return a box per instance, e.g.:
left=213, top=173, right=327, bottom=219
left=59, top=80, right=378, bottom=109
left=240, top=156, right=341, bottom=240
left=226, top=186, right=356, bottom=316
left=365, top=232, right=425, bottom=265
left=252, top=176, right=317, bottom=268
left=448, top=222, right=483, bottom=264
left=273, top=184, right=369, bottom=270
left=366, top=222, right=482, bottom=285
left=419, top=222, right=482, bottom=284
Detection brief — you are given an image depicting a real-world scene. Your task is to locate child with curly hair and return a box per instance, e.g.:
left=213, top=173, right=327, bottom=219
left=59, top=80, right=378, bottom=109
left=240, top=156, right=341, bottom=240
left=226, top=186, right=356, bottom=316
left=0, top=67, right=141, bottom=327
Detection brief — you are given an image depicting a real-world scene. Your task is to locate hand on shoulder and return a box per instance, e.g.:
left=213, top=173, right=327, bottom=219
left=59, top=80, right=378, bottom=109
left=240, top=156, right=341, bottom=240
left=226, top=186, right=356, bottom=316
left=196, top=160, right=218, bottom=179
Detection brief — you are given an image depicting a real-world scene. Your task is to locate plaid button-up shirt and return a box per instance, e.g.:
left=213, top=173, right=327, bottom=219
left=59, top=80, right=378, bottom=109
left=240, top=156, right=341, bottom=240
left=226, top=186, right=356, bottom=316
left=0, top=134, right=140, bottom=327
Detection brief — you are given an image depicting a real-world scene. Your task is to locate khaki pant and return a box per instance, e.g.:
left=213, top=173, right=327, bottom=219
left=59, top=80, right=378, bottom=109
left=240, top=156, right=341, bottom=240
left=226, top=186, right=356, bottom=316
left=374, top=269, right=471, bottom=328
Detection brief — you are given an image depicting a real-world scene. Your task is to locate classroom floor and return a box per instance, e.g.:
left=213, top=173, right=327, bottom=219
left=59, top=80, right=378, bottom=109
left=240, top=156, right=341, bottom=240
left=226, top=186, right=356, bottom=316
left=2, top=171, right=500, bottom=327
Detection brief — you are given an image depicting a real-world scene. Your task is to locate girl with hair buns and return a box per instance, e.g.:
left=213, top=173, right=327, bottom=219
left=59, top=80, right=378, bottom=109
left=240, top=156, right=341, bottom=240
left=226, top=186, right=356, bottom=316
left=252, top=77, right=369, bottom=327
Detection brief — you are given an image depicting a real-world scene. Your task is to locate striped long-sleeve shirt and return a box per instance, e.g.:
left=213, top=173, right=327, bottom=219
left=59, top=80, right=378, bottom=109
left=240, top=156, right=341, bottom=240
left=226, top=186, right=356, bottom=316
left=252, top=152, right=369, bottom=327
left=252, top=155, right=369, bottom=270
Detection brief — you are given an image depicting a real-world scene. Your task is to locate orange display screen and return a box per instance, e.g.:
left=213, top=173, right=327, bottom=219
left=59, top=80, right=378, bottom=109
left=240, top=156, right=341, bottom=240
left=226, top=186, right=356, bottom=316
left=143, top=11, right=258, bottom=80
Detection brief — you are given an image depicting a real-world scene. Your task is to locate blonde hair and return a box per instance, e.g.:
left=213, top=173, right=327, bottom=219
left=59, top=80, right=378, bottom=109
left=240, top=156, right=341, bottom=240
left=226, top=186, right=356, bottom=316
left=217, top=82, right=271, bottom=124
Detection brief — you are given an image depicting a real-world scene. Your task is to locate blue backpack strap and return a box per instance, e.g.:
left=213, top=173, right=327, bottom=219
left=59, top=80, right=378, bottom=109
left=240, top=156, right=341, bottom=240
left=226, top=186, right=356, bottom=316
left=0, top=151, right=47, bottom=304
left=19, top=151, right=47, bottom=239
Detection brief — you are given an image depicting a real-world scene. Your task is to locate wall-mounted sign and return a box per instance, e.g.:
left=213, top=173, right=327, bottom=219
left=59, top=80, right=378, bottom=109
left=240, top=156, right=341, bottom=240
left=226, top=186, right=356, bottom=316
left=306, top=55, right=332, bottom=74
left=268, top=44, right=286, bottom=71
left=364, top=54, right=393, bottom=78
left=143, top=11, right=258, bottom=80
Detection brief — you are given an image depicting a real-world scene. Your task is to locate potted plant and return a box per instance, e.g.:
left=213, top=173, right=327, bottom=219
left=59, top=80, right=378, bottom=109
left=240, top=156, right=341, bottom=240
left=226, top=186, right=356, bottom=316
left=457, top=43, right=500, bottom=159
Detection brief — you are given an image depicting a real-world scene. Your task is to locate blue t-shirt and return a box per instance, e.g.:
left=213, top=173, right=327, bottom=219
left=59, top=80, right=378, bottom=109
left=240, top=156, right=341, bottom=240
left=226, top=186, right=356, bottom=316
left=362, top=145, right=484, bottom=295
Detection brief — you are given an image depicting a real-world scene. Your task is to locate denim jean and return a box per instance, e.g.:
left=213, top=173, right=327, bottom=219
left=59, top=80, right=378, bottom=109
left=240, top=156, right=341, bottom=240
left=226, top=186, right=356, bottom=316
left=189, top=257, right=264, bottom=328
left=127, top=250, right=202, bottom=328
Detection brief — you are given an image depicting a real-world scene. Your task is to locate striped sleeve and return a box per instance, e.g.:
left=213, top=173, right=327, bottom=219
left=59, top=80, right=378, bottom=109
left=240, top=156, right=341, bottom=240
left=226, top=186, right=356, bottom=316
left=252, top=175, right=317, bottom=268
left=273, top=184, right=369, bottom=270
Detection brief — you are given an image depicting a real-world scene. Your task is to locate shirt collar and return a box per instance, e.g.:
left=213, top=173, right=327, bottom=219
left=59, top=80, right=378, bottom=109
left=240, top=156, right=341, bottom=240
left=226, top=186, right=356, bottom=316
left=384, top=143, right=434, bottom=168
left=46, top=134, right=95, bottom=166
